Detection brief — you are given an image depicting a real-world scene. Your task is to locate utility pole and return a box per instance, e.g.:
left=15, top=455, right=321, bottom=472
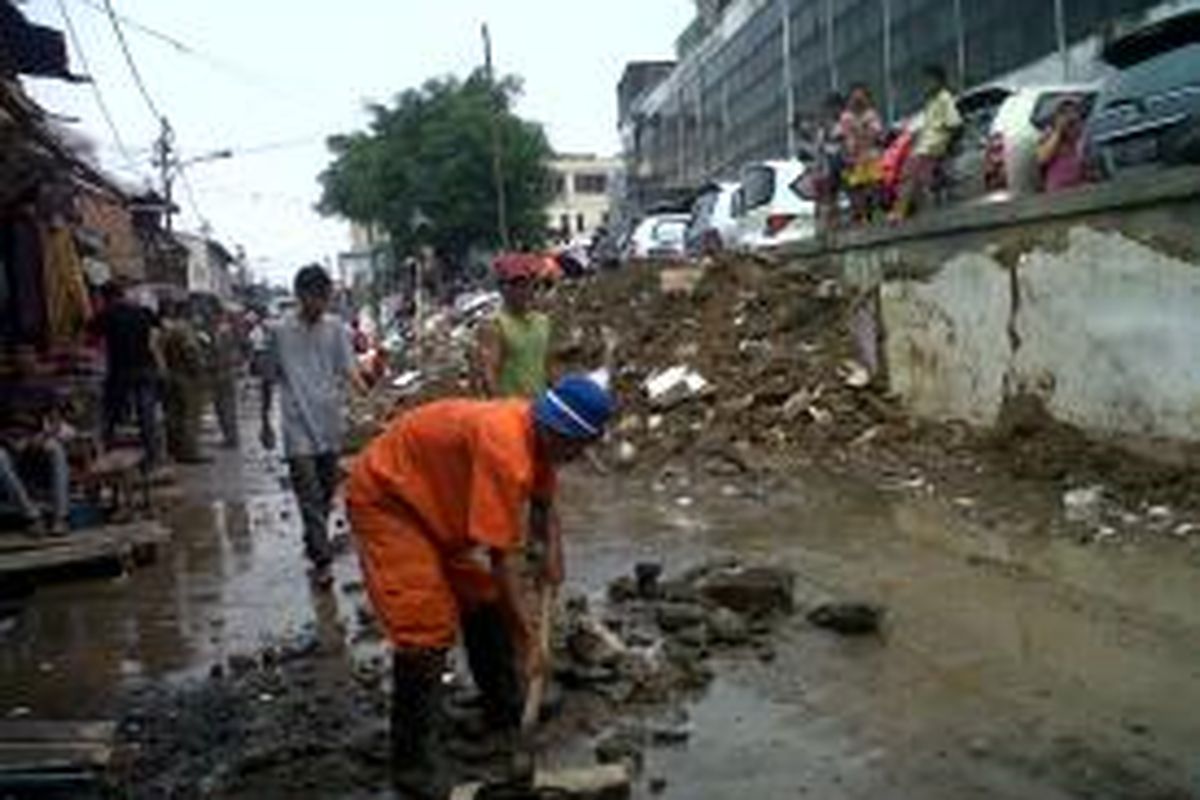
left=154, top=116, right=175, bottom=232
left=1054, top=0, right=1070, bottom=80
left=482, top=23, right=511, bottom=251
left=882, top=0, right=894, bottom=124
left=781, top=0, right=796, bottom=156
left=954, top=0, right=967, bottom=86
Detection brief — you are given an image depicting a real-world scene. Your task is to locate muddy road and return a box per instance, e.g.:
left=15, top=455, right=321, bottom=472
left=2, top=418, right=1199, bottom=799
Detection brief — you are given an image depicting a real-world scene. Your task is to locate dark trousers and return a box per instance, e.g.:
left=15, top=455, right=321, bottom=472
left=103, top=374, right=159, bottom=469
left=287, top=453, right=339, bottom=568
left=212, top=377, right=239, bottom=447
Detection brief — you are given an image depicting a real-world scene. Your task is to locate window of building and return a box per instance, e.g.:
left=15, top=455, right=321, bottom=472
left=576, top=213, right=586, bottom=232
left=574, top=173, right=608, bottom=194
left=559, top=214, right=570, bottom=234
left=551, top=172, right=567, bottom=197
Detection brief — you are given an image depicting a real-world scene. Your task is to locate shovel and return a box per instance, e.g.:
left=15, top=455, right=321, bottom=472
left=510, top=583, right=556, bottom=784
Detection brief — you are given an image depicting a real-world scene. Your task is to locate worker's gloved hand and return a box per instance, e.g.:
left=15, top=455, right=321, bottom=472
left=260, top=424, right=276, bottom=451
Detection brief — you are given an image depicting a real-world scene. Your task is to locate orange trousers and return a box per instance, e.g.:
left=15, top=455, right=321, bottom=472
left=347, top=493, right=498, bottom=649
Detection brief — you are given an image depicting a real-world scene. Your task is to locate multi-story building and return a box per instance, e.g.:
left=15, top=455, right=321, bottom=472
left=620, top=0, right=1171, bottom=210
left=545, top=153, right=623, bottom=241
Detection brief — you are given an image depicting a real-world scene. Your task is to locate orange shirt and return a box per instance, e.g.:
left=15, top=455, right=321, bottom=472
left=350, top=398, right=556, bottom=553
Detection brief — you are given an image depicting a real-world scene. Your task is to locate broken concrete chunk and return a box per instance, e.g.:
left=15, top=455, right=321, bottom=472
left=707, top=607, right=751, bottom=645
left=806, top=602, right=884, bottom=636
left=607, top=576, right=638, bottom=604
left=654, top=602, right=708, bottom=632
left=595, top=726, right=645, bottom=773
left=697, top=566, right=796, bottom=617
left=635, top=562, right=663, bottom=598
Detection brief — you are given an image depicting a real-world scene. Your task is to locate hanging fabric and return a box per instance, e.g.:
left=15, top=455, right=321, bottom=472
left=41, top=224, right=90, bottom=344
left=2, top=215, right=48, bottom=346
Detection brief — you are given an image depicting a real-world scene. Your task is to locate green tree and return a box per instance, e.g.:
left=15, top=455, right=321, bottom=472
left=318, top=72, right=554, bottom=275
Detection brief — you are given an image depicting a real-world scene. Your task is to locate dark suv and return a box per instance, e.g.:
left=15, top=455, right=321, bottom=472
left=1086, top=8, right=1200, bottom=177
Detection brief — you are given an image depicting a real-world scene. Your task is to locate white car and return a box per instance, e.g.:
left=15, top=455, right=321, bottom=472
left=624, top=213, right=691, bottom=261
left=945, top=83, right=1099, bottom=203
left=731, top=160, right=817, bottom=252
left=685, top=181, right=740, bottom=256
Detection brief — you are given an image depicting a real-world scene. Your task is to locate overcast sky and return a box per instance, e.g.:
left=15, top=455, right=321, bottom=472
left=21, top=0, right=692, bottom=284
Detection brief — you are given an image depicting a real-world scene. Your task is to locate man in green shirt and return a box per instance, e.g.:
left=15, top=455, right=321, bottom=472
left=476, top=254, right=553, bottom=399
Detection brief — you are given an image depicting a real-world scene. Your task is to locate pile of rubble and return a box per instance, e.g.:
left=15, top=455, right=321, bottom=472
left=551, top=259, right=902, bottom=477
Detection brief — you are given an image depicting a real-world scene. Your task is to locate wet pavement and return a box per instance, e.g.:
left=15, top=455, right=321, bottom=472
left=3, top=398, right=1200, bottom=798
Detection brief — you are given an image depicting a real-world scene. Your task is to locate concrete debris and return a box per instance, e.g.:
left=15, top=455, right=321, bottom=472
left=634, top=562, right=663, bottom=598
left=806, top=602, right=885, bottom=636
left=839, top=359, right=871, bottom=389
left=595, top=726, right=646, bottom=772
left=644, top=366, right=710, bottom=408
left=1173, top=522, right=1198, bottom=538
left=615, top=440, right=638, bottom=468
left=706, top=607, right=751, bottom=645
left=1063, top=486, right=1105, bottom=524
left=696, top=566, right=796, bottom=618
left=654, top=602, right=708, bottom=633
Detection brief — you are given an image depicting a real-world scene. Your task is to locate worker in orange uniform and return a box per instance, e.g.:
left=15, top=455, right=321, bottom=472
left=346, top=373, right=614, bottom=794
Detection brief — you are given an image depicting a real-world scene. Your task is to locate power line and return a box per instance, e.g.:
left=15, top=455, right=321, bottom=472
left=71, top=0, right=312, bottom=106
left=176, top=166, right=211, bottom=231
left=55, top=0, right=139, bottom=174
left=100, top=0, right=162, bottom=121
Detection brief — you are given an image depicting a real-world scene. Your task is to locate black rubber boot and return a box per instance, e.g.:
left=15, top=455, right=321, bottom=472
left=461, top=604, right=524, bottom=731
left=391, top=648, right=448, bottom=799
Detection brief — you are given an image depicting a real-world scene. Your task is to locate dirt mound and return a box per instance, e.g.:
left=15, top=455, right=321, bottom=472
left=552, top=259, right=902, bottom=475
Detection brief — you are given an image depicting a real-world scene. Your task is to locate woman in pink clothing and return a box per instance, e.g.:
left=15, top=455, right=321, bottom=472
left=838, top=84, right=886, bottom=223
left=1038, top=96, right=1088, bottom=193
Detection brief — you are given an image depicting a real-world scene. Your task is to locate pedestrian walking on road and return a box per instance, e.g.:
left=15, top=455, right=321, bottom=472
left=93, top=282, right=160, bottom=469
left=476, top=254, right=553, bottom=399
left=345, top=374, right=613, bottom=795
left=260, top=265, right=366, bottom=588
left=208, top=308, right=242, bottom=448
left=159, top=301, right=208, bottom=464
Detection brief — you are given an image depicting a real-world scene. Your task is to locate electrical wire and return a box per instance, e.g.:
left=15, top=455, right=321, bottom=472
left=176, top=166, right=211, bottom=230
left=55, top=0, right=140, bottom=174
left=100, top=0, right=162, bottom=121
left=72, top=0, right=312, bottom=106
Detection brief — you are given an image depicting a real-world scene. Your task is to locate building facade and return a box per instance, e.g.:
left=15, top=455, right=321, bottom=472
left=621, top=0, right=1171, bottom=210
left=545, top=154, right=623, bottom=241
left=175, top=231, right=235, bottom=300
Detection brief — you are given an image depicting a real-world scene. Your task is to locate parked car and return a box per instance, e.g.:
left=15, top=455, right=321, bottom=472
left=624, top=213, right=690, bottom=261
left=684, top=181, right=740, bottom=256
left=731, top=160, right=817, bottom=251
left=1086, top=7, right=1200, bottom=177
left=944, top=83, right=1099, bottom=203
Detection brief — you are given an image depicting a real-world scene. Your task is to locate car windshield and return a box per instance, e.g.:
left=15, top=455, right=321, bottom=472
left=691, top=191, right=719, bottom=223
left=654, top=219, right=687, bottom=243
left=1102, top=10, right=1200, bottom=68
left=1031, top=91, right=1096, bottom=129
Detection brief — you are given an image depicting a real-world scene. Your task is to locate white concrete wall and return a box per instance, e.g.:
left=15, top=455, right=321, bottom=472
left=878, top=225, right=1200, bottom=443
left=1014, top=227, right=1200, bottom=441
left=881, top=252, right=1012, bottom=426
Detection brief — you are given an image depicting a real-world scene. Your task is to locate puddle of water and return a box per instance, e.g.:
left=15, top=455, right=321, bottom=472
left=1, top=424, right=1197, bottom=796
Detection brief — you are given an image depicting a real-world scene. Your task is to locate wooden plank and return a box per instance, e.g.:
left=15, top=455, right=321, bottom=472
left=0, top=742, right=111, bottom=771
left=0, top=720, right=115, bottom=776
left=0, top=721, right=115, bottom=743
left=0, top=522, right=169, bottom=575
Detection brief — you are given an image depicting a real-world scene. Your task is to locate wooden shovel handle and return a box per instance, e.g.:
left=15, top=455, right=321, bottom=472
left=520, top=585, right=555, bottom=733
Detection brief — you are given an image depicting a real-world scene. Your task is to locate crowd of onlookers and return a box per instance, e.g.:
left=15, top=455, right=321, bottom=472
left=803, top=63, right=1093, bottom=231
